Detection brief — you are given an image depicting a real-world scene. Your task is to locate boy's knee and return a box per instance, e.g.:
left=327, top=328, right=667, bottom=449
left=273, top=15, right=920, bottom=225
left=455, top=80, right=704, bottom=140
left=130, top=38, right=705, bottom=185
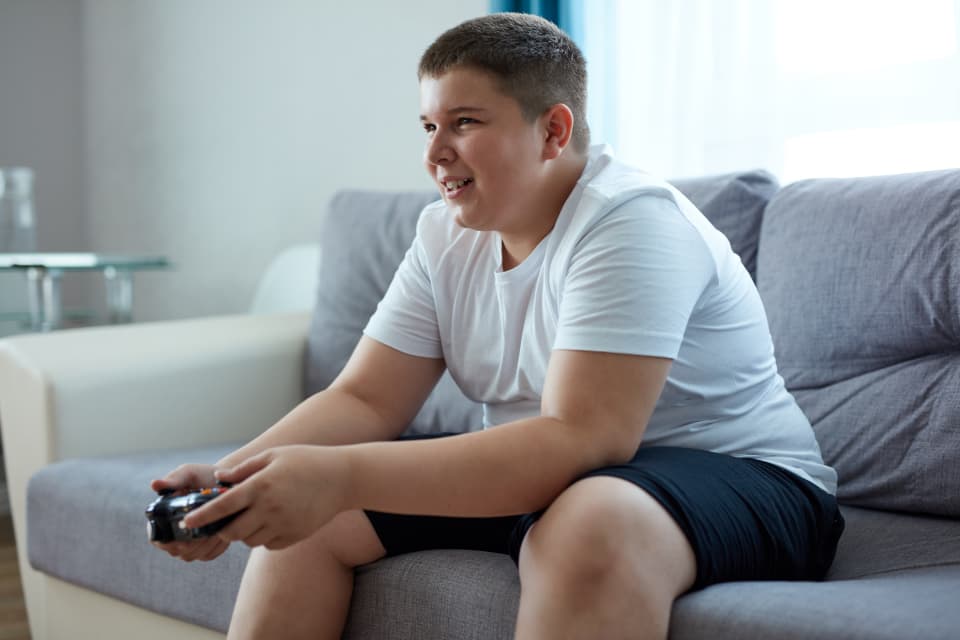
left=519, top=478, right=640, bottom=583
left=518, top=477, right=695, bottom=596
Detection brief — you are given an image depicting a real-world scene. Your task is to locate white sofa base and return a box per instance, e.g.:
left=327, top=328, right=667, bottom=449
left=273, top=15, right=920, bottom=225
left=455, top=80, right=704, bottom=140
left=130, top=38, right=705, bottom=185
left=42, top=575, right=223, bottom=640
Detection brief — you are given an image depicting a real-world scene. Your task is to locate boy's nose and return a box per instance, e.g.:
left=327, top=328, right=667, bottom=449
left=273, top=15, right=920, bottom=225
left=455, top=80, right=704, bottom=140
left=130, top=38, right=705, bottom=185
left=424, top=132, right=455, bottom=165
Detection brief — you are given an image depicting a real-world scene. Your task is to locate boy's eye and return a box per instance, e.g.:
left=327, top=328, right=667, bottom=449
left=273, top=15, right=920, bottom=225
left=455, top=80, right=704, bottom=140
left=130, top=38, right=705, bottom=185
left=421, top=118, right=477, bottom=134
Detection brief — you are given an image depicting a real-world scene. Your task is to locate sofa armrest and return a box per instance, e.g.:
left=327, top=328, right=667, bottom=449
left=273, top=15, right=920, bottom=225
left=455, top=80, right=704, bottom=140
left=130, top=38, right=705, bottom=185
left=0, top=311, right=309, bottom=530
left=0, top=311, right=310, bottom=458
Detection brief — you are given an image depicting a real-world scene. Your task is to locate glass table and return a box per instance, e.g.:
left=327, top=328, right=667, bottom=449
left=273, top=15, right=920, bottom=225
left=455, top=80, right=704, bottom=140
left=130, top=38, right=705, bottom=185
left=0, top=253, right=170, bottom=331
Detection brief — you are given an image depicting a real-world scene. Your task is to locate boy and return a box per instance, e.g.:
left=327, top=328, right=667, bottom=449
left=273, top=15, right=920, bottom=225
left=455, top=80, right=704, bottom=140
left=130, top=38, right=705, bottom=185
left=154, top=13, right=843, bottom=640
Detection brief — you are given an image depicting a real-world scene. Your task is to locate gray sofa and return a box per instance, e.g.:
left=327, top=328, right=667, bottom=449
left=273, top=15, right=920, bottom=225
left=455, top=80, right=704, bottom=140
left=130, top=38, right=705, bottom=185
left=2, top=167, right=959, bottom=639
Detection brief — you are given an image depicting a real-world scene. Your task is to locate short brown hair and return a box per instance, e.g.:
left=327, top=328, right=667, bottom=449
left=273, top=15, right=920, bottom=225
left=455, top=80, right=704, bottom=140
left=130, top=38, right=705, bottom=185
left=419, top=13, right=590, bottom=154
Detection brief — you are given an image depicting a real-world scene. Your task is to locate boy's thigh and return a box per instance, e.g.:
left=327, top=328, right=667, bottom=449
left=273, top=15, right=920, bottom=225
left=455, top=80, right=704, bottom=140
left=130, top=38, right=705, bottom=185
left=363, top=437, right=844, bottom=592
left=513, top=446, right=845, bottom=591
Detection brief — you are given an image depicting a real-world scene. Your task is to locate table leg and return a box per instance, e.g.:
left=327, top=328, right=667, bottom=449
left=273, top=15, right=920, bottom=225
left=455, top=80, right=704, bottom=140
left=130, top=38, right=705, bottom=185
left=103, top=267, right=134, bottom=323
left=24, top=268, right=45, bottom=331
left=24, top=267, right=63, bottom=331
left=42, top=269, right=64, bottom=331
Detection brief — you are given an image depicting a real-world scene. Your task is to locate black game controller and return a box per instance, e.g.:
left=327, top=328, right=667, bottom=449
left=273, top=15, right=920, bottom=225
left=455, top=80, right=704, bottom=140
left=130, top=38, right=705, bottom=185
left=146, top=483, right=239, bottom=543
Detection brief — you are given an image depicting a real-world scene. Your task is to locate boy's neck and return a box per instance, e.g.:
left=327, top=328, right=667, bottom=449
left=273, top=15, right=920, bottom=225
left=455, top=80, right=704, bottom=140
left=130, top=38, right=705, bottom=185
left=500, top=151, right=589, bottom=271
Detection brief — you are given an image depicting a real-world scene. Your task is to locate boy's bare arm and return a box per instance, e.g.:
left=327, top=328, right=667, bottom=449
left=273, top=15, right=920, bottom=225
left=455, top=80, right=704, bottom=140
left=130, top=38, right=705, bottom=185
left=343, top=349, right=671, bottom=516
left=190, top=348, right=670, bottom=542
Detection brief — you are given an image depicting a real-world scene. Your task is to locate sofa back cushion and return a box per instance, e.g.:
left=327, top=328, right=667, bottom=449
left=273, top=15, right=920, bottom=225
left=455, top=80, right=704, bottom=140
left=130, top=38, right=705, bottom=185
left=304, top=190, right=481, bottom=434
left=305, top=170, right=778, bottom=434
left=757, top=169, right=960, bottom=517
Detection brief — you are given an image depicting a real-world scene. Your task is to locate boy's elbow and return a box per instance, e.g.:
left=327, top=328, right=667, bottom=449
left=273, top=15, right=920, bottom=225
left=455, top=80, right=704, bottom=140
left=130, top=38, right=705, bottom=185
left=562, top=416, right=646, bottom=471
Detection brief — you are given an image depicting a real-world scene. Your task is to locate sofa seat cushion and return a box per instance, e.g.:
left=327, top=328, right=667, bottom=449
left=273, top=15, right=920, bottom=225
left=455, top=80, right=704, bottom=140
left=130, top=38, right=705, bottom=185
left=27, top=446, right=249, bottom=632
left=26, top=447, right=523, bottom=636
left=757, top=169, right=960, bottom=516
left=26, top=454, right=514, bottom=640
left=672, top=564, right=960, bottom=640
left=28, top=450, right=960, bottom=638
left=344, top=550, right=520, bottom=639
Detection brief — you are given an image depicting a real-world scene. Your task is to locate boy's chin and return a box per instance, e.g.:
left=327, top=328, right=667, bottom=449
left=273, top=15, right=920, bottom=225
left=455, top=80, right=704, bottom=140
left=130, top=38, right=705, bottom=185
left=452, top=209, right=487, bottom=231
left=447, top=198, right=494, bottom=231
left=452, top=212, right=472, bottom=229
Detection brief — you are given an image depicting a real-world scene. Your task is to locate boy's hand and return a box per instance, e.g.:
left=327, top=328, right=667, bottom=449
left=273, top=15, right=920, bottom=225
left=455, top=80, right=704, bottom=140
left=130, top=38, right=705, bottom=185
left=182, top=445, right=350, bottom=551
left=151, top=462, right=220, bottom=495
left=150, top=463, right=231, bottom=562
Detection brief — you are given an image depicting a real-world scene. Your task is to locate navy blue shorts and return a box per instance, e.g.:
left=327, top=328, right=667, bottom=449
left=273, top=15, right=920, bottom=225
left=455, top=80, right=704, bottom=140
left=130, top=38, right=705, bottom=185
left=365, top=435, right=844, bottom=591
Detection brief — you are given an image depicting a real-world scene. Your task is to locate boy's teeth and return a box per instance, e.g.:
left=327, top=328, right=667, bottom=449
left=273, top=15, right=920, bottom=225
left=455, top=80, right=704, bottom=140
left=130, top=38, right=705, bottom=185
left=445, top=178, right=472, bottom=190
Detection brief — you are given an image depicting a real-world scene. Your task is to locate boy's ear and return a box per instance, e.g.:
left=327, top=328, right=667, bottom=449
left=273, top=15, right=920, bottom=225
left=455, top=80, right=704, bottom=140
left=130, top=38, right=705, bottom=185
left=541, top=103, right=575, bottom=160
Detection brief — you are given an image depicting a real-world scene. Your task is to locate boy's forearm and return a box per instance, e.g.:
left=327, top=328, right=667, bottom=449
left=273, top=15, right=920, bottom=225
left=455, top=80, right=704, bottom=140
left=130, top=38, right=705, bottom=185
left=217, top=388, right=401, bottom=470
left=342, top=417, right=623, bottom=517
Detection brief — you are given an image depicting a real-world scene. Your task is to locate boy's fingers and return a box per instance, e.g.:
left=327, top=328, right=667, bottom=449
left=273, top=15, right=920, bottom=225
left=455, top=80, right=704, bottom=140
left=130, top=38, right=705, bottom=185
left=200, top=538, right=230, bottom=561
left=182, top=537, right=225, bottom=562
left=152, top=533, right=230, bottom=562
left=151, top=466, right=198, bottom=492
left=183, top=483, right=249, bottom=529
left=239, top=525, right=273, bottom=549
left=151, top=463, right=221, bottom=495
left=150, top=473, right=183, bottom=491
left=215, top=451, right=272, bottom=485
left=215, top=507, right=263, bottom=543
left=154, top=540, right=191, bottom=558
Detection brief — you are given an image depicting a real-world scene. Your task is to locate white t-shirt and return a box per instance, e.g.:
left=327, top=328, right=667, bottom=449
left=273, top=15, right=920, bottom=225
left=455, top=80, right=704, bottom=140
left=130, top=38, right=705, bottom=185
left=364, top=145, right=837, bottom=494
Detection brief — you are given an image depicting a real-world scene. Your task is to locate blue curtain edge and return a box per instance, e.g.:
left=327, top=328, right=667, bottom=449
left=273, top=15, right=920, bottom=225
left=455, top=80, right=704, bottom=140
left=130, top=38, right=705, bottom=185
left=489, top=0, right=585, bottom=47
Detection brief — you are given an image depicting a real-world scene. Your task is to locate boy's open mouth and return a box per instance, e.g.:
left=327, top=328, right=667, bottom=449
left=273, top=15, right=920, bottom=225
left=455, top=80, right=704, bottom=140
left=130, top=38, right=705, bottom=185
left=443, top=177, right=474, bottom=192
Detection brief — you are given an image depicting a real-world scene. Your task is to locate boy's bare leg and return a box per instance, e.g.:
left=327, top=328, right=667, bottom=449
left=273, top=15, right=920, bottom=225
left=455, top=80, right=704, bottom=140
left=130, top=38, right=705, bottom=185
left=515, top=476, right=697, bottom=640
left=227, top=510, right=386, bottom=640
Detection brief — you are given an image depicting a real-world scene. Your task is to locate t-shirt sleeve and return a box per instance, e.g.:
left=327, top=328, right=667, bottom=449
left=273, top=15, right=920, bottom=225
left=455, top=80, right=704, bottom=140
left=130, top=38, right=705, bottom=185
left=363, top=233, right=443, bottom=359
left=554, top=194, right=716, bottom=359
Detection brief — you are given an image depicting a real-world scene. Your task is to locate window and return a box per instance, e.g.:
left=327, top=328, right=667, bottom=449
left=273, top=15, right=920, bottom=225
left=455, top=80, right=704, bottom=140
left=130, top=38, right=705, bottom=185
left=582, top=0, right=960, bottom=181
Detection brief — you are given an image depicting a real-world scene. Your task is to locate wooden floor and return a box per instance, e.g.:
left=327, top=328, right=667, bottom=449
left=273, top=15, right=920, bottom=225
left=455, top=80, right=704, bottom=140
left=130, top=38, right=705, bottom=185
left=0, top=516, right=29, bottom=639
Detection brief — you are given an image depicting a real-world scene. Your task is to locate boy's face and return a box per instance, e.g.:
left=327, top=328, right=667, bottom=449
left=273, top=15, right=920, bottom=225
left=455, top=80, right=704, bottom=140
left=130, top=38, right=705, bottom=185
left=420, top=67, right=547, bottom=234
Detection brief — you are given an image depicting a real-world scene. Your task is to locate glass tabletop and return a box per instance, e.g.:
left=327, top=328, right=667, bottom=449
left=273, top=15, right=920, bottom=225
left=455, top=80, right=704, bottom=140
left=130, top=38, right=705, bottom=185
left=0, top=253, right=169, bottom=270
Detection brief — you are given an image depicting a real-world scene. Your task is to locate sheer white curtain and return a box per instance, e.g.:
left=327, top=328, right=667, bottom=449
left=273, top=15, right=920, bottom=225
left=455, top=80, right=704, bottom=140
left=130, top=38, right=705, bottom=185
left=583, top=0, right=960, bottom=182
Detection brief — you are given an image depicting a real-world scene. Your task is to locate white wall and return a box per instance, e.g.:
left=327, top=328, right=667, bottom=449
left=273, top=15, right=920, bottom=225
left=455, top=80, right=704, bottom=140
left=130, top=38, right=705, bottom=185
left=0, top=0, right=87, bottom=325
left=81, top=0, right=486, bottom=321
left=0, top=0, right=485, bottom=325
